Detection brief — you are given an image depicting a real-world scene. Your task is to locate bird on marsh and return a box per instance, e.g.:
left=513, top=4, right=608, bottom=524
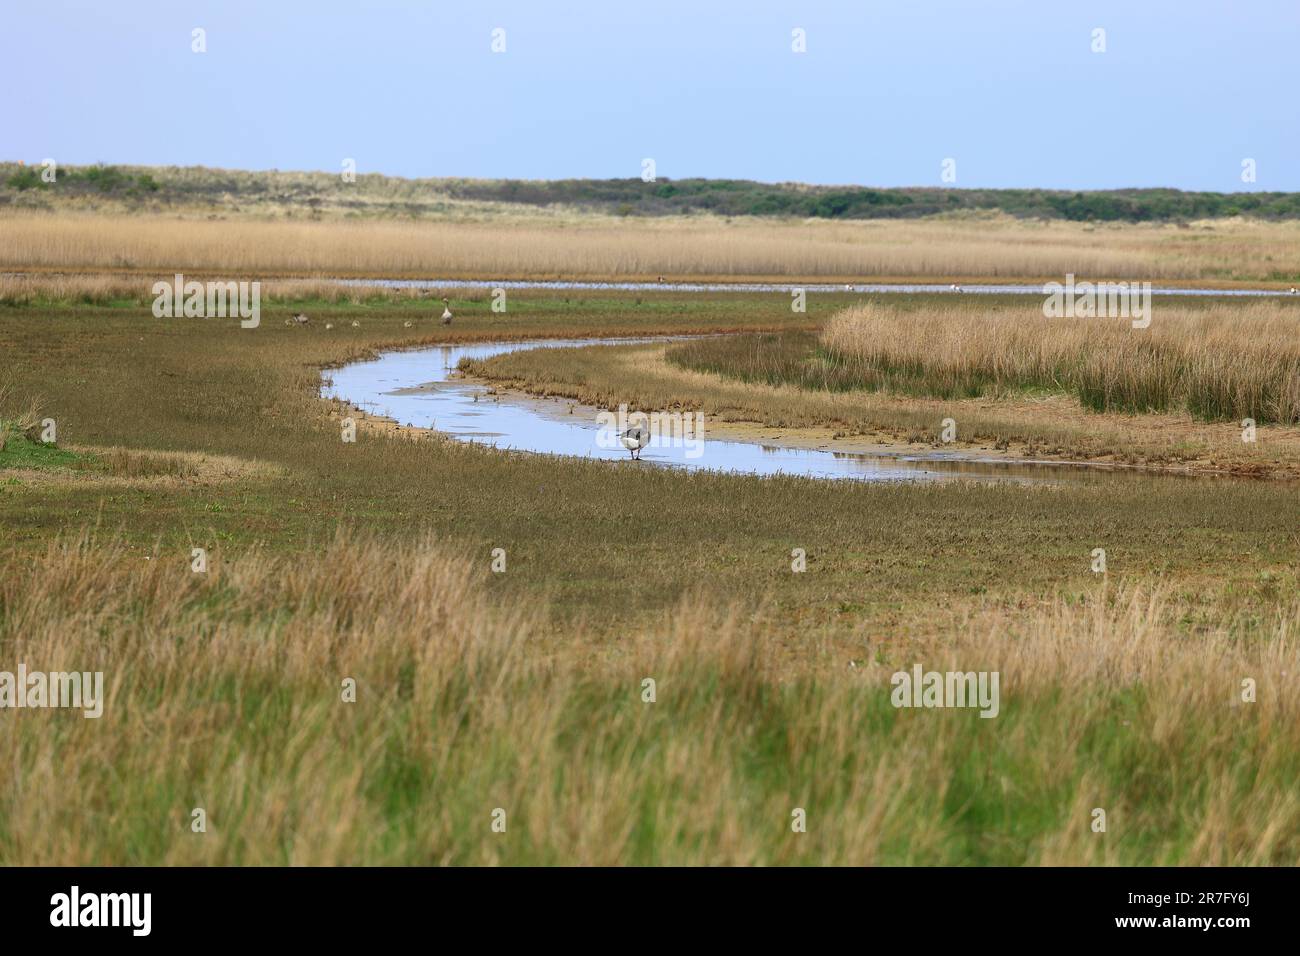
left=441, top=298, right=453, bottom=325
left=619, top=424, right=651, bottom=460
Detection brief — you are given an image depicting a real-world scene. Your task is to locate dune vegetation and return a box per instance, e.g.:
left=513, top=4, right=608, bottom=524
left=6, top=162, right=1300, bottom=223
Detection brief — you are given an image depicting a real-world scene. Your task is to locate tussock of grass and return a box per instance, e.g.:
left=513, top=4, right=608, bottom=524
left=0, top=380, right=70, bottom=467
left=94, top=448, right=201, bottom=479
left=0, top=378, right=43, bottom=436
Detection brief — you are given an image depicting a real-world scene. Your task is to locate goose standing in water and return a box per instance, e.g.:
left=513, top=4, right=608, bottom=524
left=619, top=424, right=651, bottom=460
left=441, top=298, right=453, bottom=325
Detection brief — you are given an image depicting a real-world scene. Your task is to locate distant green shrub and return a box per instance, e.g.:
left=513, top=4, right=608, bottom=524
left=441, top=177, right=1300, bottom=222
left=5, top=168, right=45, bottom=191
left=78, top=165, right=130, bottom=192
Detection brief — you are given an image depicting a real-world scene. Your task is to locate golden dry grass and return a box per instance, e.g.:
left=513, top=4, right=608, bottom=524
left=3, top=211, right=1300, bottom=282
left=822, top=299, right=1300, bottom=423
left=1, top=530, right=1296, bottom=865
left=0, top=272, right=447, bottom=306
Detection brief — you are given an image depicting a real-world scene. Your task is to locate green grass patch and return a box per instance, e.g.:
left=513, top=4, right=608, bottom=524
left=0, top=426, right=90, bottom=472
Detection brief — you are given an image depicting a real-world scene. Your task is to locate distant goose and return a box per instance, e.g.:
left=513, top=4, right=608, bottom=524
left=351, top=320, right=360, bottom=328
left=1291, top=286, right=1298, bottom=294
left=656, top=276, right=666, bottom=284
left=619, top=424, right=651, bottom=460
left=325, top=322, right=334, bottom=330
left=285, top=313, right=309, bottom=326
left=950, top=283, right=962, bottom=292
left=403, top=320, right=413, bottom=328
left=441, top=298, right=453, bottom=325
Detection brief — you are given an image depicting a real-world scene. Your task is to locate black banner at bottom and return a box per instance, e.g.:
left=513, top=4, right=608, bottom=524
left=0, top=865, right=1278, bottom=942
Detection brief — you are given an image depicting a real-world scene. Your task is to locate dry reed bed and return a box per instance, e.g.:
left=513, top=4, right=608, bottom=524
left=822, top=300, right=1300, bottom=423
left=1, top=531, right=1295, bottom=865
left=0, top=272, right=444, bottom=305
left=4, top=212, right=1300, bottom=281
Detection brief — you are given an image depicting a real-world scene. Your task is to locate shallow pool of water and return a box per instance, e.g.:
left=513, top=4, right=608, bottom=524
left=321, top=337, right=1185, bottom=484
left=336, top=278, right=1293, bottom=297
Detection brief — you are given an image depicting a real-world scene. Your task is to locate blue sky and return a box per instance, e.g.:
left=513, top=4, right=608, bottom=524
left=3, top=0, right=1296, bottom=191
